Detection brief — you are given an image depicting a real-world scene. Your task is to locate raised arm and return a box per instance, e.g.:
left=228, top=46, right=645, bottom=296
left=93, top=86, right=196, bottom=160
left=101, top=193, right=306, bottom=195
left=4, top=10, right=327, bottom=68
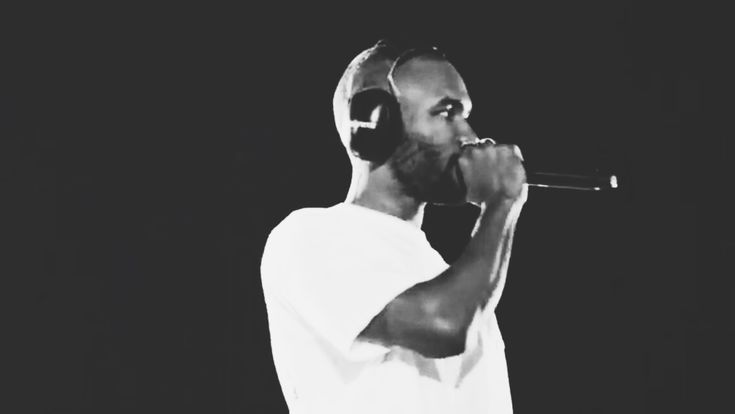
left=359, top=143, right=526, bottom=358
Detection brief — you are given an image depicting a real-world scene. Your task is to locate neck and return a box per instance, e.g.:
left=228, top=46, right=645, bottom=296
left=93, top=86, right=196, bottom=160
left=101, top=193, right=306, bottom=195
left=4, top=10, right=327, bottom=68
left=345, top=163, right=425, bottom=228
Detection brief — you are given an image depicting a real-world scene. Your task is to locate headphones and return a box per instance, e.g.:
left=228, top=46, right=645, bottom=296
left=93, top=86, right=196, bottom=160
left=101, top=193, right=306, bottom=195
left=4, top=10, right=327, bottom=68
left=348, top=45, right=445, bottom=164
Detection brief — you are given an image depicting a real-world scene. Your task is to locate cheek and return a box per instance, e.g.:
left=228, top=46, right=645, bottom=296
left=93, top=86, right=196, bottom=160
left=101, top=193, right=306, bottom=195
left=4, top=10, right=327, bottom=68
left=413, top=142, right=453, bottom=179
left=403, top=112, right=454, bottom=146
left=412, top=129, right=456, bottom=152
left=391, top=138, right=438, bottom=175
left=400, top=130, right=457, bottom=170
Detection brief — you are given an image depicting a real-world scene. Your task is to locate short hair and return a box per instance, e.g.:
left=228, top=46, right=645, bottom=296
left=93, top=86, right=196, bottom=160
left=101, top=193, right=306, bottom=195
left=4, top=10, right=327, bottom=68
left=332, top=39, right=446, bottom=156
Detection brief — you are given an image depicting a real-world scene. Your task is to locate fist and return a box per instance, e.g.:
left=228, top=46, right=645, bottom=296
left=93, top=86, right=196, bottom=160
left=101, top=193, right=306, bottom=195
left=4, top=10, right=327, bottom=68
left=458, top=139, right=527, bottom=205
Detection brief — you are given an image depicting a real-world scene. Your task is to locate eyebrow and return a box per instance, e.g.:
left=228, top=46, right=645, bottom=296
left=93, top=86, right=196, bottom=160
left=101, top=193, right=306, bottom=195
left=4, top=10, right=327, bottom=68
left=433, top=97, right=472, bottom=116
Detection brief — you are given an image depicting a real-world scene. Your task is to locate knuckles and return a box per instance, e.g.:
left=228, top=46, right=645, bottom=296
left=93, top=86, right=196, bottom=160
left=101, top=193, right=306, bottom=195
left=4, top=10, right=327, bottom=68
left=463, top=144, right=523, bottom=166
left=458, top=142, right=526, bottom=203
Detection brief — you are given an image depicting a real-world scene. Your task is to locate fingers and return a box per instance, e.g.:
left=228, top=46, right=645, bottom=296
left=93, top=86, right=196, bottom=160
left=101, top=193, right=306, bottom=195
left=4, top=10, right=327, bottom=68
left=511, top=145, right=523, bottom=162
left=457, top=138, right=527, bottom=204
left=479, top=137, right=496, bottom=146
left=484, top=144, right=524, bottom=167
left=459, top=138, right=522, bottom=162
left=459, top=136, right=496, bottom=149
left=459, top=142, right=525, bottom=175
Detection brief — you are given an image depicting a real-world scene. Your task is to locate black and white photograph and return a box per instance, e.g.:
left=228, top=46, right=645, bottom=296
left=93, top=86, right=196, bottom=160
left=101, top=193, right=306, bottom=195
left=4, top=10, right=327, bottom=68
left=3, top=3, right=731, bottom=413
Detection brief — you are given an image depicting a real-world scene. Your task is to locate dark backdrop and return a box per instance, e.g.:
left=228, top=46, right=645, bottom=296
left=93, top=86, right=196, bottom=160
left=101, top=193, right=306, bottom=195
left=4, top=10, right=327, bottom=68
left=3, top=3, right=731, bottom=413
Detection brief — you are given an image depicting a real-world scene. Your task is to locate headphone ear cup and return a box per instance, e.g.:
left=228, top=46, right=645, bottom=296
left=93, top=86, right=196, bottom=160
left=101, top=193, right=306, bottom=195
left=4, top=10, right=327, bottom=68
left=349, top=89, right=402, bottom=163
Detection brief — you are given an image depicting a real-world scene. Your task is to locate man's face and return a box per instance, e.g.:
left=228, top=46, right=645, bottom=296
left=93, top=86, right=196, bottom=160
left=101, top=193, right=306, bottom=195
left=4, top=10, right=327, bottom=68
left=388, top=56, right=476, bottom=205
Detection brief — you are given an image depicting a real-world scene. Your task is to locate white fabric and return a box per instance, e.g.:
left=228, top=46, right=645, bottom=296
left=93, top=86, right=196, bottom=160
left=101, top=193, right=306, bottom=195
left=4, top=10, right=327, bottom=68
left=260, top=202, right=513, bottom=414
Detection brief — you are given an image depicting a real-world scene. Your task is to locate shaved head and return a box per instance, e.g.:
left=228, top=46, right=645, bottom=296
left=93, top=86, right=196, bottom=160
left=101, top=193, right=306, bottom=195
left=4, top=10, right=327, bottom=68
left=332, top=41, right=400, bottom=152
left=333, top=40, right=472, bottom=206
left=332, top=40, right=447, bottom=155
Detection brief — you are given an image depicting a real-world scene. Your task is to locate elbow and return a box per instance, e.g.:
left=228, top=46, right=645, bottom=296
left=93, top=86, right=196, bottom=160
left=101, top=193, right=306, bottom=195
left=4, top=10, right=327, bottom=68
left=419, top=315, right=467, bottom=358
left=411, top=297, right=473, bottom=358
left=430, top=334, right=466, bottom=358
left=383, top=292, right=472, bottom=358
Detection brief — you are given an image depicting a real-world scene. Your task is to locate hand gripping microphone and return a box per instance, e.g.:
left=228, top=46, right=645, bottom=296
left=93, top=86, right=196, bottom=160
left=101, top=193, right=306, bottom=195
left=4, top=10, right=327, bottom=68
left=461, top=138, right=619, bottom=191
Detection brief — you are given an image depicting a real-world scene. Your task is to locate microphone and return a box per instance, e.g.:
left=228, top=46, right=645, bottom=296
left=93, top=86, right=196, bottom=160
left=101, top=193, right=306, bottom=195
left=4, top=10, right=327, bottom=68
left=527, top=171, right=618, bottom=191
left=458, top=138, right=619, bottom=191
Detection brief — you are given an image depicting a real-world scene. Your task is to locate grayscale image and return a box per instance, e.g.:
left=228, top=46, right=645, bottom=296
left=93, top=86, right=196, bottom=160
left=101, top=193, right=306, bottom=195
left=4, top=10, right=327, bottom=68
left=3, top=3, right=729, bottom=414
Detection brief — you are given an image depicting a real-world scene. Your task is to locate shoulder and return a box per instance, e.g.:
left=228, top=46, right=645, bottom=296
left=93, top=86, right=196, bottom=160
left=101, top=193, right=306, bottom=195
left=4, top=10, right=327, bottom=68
left=267, top=207, right=333, bottom=244
left=261, top=205, right=356, bottom=290
left=261, top=208, right=323, bottom=281
left=262, top=205, right=349, bottom=261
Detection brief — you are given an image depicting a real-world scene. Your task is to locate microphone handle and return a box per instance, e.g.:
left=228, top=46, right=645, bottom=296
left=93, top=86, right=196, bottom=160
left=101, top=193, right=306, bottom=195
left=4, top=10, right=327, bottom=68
left=527, top=172, right=618, bottom=191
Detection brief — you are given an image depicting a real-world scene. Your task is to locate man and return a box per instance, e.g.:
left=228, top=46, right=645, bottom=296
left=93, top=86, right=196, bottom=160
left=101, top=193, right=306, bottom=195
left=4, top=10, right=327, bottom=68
left=260, top=39, right=527, bottom=413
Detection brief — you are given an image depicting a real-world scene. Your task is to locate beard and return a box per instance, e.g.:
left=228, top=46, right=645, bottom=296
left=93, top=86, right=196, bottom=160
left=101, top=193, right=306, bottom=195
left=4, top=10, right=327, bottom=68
left=387, top=131, right=467, bottom=205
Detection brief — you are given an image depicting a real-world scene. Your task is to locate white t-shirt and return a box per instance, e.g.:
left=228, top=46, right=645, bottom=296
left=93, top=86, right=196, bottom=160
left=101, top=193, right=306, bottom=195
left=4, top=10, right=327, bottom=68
left=260, top=202, right=513, bottom=414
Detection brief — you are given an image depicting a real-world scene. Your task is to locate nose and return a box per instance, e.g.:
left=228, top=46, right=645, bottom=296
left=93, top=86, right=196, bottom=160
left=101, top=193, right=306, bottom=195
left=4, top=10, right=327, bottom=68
left=456, top=118, right=479, bottom=146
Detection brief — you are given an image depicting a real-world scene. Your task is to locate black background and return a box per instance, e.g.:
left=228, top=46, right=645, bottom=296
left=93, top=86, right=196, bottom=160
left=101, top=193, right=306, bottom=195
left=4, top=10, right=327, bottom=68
left=2, top=2, right=732, bottom=413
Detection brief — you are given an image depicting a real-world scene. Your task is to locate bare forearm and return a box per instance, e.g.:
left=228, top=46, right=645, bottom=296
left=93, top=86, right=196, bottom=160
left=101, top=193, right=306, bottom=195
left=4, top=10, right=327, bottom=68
left=359, top=143, right=526, bottom=357
left=360, top=199, right=515, bottom=357
left=428, top=199, right=517, bottom=331
left=482, top=209, right=519, bottom=312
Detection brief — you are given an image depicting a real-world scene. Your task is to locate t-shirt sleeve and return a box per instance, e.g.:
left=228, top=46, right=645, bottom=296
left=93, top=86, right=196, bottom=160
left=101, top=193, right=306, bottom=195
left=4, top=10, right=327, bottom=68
left=261, top=211, right=435, bottom=361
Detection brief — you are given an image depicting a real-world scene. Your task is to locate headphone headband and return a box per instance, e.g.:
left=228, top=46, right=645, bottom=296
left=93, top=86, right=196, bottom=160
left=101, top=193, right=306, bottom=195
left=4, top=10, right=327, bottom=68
left=347, top=43, right=446, bottom=163
left=386, top=46, right=446, bottom=98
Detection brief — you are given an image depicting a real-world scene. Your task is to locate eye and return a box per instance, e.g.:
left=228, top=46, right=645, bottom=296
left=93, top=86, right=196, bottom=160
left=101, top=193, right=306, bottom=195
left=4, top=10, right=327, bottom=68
left=436, top=105, right=457, bottom=120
